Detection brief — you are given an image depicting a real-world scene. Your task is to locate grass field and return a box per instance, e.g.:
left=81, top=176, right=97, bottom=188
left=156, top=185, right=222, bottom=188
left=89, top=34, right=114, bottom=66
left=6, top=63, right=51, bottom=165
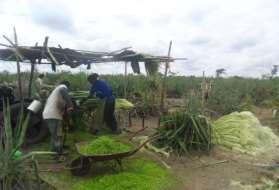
left=2, top=72, right=279, bottom=190
left=3, top=71, right=279, bottom=115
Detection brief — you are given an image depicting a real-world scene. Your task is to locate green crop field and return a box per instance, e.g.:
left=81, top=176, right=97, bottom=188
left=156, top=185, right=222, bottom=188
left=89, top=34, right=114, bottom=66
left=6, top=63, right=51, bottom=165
left=2, top=72, right=279, bottom=190
left=2, top=71, right=279, bottom=116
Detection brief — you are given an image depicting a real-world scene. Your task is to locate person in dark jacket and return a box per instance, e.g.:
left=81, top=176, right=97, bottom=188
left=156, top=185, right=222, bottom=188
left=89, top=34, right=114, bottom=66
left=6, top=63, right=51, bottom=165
left=87, top=73, right=118, bottom=133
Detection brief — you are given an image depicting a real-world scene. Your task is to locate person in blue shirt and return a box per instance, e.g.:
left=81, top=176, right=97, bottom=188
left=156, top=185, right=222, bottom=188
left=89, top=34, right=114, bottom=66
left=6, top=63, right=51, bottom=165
left=87, top=73, right=118, bottom=133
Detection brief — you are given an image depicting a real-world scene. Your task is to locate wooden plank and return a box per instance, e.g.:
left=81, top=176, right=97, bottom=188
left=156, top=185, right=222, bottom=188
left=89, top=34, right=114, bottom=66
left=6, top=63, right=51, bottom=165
left=0, top=43, right=12, bottom=48
left=3, top=35, right=15, bottom=46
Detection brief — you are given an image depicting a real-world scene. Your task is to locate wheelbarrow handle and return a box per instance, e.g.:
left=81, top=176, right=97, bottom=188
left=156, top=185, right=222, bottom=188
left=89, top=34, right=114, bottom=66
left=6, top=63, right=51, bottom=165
left=129, top=135, right=161, bottom=155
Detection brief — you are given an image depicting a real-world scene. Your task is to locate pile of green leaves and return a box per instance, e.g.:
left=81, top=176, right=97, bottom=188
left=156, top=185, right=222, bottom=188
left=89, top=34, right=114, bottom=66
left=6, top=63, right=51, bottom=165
left=212, top=111, right=279, bottom=155
left=155, top=111, right=212, bottom=155
left=115, top=99, right=134, bottom=110
left=70, top=90, right=134, bottom=110
left=70, top=91, right=89, bottom=99
left=78, top=136, right=132, bottom=155
left=41, top=158, right=175, bottom=190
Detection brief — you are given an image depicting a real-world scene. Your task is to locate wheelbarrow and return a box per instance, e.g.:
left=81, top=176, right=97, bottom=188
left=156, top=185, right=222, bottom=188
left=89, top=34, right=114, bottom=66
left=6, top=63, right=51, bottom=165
left=69, top=136, right=156, bottom=176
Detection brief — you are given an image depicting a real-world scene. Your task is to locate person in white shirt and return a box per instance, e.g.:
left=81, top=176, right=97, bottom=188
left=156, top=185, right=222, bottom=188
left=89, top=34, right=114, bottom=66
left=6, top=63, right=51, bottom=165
left=35, top=74, right=53, bottom=100
left=43, top=81, right=73, bottom=154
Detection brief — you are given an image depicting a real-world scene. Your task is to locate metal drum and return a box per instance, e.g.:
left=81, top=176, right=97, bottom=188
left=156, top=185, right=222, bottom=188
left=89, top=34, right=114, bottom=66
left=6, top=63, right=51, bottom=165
left=27, top=100, right=42, bottom=114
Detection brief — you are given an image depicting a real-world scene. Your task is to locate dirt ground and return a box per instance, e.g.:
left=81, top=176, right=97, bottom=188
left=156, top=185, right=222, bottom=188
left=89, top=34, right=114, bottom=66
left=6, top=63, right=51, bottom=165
left=31, top=104, right=279, bottom=190
left=129, top=107, right=279, bottom=190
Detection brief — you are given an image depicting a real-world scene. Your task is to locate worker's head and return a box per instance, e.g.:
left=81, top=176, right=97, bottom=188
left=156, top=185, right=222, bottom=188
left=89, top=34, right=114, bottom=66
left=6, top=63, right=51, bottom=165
left=38, top=73, right=45, bottom=78
left=60, top=80, right=70, bottom=88
left=87, top=73, right=99, bottom=84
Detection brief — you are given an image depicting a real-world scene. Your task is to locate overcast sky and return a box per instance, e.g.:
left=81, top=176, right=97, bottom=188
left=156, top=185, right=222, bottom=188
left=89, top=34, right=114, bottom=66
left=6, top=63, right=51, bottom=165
left=0, top=0, right=279, bottom=77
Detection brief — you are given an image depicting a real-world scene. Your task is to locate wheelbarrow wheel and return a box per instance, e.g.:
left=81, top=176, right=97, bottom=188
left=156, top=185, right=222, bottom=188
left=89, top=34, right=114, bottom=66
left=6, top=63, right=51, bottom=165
left=70, top=157, right=91, bottom=176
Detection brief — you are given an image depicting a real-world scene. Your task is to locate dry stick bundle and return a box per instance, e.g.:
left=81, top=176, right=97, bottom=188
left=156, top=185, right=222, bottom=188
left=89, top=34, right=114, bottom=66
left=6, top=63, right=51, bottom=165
left=131, top=60, right=140, bottom=74
left=144, top=60, right=160, bottom=75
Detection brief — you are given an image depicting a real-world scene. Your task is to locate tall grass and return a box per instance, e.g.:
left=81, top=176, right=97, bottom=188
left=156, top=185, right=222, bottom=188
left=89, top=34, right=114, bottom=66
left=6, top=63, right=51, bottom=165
left=2, top=72, right=279, bottom=115
left=0, top=102, right=31, bottom=189
left=0, top=103, right=55, bottom=190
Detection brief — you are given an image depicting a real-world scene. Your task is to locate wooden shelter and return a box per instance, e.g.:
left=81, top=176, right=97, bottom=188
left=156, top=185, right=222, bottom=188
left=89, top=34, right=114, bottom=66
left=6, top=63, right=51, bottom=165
left=0, top=30, right=185, bottom=110
left=0, top=36, right=180, bottom=71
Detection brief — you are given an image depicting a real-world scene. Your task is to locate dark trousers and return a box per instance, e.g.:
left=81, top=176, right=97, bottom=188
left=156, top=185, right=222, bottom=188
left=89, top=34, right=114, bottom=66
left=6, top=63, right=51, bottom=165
left=104, top=98, right=117, bottom=131
left=45, top=119, right=63, bottom=154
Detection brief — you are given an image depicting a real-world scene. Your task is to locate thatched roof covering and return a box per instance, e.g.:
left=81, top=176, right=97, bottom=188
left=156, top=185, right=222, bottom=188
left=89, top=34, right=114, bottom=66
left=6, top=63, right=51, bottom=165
left=0, top=45, right=179, bottom=68
left=0, top=36, right=186, bottom=73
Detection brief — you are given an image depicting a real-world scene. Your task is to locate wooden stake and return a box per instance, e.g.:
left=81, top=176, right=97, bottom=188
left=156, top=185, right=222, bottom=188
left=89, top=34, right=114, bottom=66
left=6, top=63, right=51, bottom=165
left=28, top=60, right=35, bottom=98
left=28, top=42, right=39, bottom=98
left=160, top=41, right=172, bottom=112
left=13, top=27, right=23, bottom=103
left=201, top=71, right=205, bottom=113
left=124, top=61, right=128, bottom=98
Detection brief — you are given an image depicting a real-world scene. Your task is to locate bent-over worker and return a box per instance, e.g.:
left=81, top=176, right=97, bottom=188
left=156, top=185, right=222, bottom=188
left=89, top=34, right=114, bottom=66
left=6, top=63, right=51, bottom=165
left=42, top=81, right=73, bottom=154
left=87, top=73, right=118, bottom=133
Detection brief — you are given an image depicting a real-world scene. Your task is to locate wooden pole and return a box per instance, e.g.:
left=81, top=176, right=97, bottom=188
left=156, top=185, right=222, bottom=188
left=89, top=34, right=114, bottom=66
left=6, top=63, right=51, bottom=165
left=13, top=27, right=23, bottom=103
left=28, top=60, right=35, bottom=98
left=160, top=41, right=172, bottom=112
left=124, top=61, right=128, bottom=98
left=28, top=42, right=39, bottom=98
left=201, top=71, right=205, bottom=113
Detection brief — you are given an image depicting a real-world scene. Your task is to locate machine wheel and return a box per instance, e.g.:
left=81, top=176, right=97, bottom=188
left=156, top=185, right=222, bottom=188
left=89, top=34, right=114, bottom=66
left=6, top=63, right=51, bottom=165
left=70, top=156, right=91, bottom=176
left=25, top=118, right=49, bottom=145
left=0, top=101, right=49, bottom=145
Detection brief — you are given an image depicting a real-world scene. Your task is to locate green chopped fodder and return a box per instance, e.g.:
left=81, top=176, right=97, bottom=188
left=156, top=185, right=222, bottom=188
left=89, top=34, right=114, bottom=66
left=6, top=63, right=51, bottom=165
left=78, top=136, right=132, bottom=155
left=212, top=111, right=279, bottom=155
left=115, top=99, right=134, bottom=110
left=40, top=159, right=175, bottom=190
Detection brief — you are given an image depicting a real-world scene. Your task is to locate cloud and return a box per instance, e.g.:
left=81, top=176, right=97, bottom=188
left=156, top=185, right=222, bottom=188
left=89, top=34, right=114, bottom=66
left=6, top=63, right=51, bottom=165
left=230, top=38, right=258, bottom=52
left=29, top=0, right=76, bottom=33
left=0, top=0, right=279, bottom=78
left=188, top=8, right=212, bottom=24
left=114, top=15, right=143, bottom=28
left=189, top=37, right=211, bottom=46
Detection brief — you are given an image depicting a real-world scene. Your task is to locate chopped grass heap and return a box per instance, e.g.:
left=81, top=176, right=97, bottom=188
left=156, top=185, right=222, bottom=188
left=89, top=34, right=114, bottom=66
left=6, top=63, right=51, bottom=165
left=115, top=98, right=134, bottom=110
left=212, top=111, right=279, bottom=155
left=78, top=136, right=132, bottom=155
left=41, top=159, right=175, bottom=190
left=70, top=91, right=89, bottom=99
